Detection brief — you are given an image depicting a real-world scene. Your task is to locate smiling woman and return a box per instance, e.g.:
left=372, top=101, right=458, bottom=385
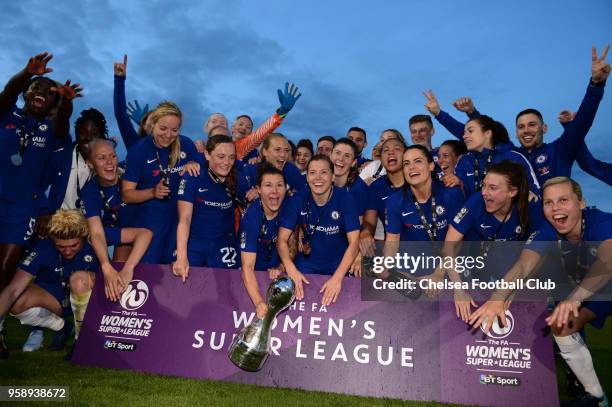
left=0, top=53, right=77, bottom=342
left=79, top=139, right=153, bottom=302
left=240, top=133, right=305, bottom=199
left=385, top=145, right=465, bottom=244
left=121, top=101, right=201, bottom=264
left=238, top=164, right=287, bottom=319
left=277, top=155, right=360, bottom=306
left=442, top=161, right=544, bottom=294
left=451, top=116, right=541, bottom=198
left=172, top=135, right=247, bottom=281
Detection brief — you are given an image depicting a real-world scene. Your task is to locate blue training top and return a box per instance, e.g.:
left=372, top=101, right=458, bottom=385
left=434, top=80, right=606, bottom=186
left=453, top=142, right=540, bottom=198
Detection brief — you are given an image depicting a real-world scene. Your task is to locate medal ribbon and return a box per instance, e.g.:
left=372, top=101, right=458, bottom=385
left=473, top=151, right=494, bottom=192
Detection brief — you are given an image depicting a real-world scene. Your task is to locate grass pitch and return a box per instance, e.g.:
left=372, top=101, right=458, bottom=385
left=1, top=318, right=610, bottom=406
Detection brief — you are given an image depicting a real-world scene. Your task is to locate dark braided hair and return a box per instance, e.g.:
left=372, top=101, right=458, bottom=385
left=75, top=108, right=109, bottom=139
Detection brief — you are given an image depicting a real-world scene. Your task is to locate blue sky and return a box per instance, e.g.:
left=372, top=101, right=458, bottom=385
left=1, top=0, right=611, bottom=209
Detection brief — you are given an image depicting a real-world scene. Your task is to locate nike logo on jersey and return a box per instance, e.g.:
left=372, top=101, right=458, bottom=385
left=198, top=188, right=208, bottom=192
left=300, top=211, right=308, bottom=215
left=147, top=158, right=157, bottom=164
left=480, top=224, right=492, bottom=229
left=402, top=211, right=414, bottom=217
left=382, top=196, right=389, bottom=200
left=467, top=172, right=474, bottom=176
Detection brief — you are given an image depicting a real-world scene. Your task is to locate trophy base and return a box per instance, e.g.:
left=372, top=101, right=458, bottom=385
left=228, top=341, right=268, bottom=372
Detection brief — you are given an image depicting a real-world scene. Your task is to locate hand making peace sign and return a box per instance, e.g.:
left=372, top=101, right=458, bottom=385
left=591, top=45, right=610, bottom=84
left=422, top=89, right=441, bottom=116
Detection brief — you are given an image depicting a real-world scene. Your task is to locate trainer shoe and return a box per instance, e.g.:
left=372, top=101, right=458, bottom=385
left=562, top=393, right=608, bottom=407
left=22, top=329, right=44, bottom=352
left=0, top=333, right=8, bottom=359
left=48, top=320, right=73, bottom=351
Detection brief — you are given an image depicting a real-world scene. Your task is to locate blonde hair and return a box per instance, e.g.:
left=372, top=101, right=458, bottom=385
left=543, top=176, right=584, bottom=201
left=261, top=133, right=288, bottom=157
left=48, top=209, right=89, bottom=240
left=150, top=101, right=182, bottom=168
left=87, top=138, right=116, bottom=159
left=204, top=112, right=228, bottom=135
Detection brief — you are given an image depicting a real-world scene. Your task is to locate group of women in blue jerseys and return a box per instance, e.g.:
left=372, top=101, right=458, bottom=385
left=0, top=47, right=611, bottom=405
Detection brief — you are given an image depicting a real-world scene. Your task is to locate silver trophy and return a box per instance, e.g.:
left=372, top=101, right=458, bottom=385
left=228, top=277, right=295, bottom=372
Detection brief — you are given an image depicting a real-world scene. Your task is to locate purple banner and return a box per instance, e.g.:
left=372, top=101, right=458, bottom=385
left=72, top=265, right=559, bottom=406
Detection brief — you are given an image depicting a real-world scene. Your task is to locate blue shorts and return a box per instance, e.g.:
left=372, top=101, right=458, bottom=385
left=32, top=280, right=74, bottom=318
left=583, top=301, right=612, bottom=329
left=186, top=236, right=240, bottom=269
left=140, top=221, right=177, bottom=264
left=0, top=200, right=37, bottom=245
left=295, top=258, right=335, bottom=276
left=34, top=280, right=65, bottom=308
left=104, top=227, right=122, bottom=246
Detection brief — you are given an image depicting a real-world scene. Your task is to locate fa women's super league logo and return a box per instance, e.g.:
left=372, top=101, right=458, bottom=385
left=120, top=280, right=149, bottom=311
left=481, top=310, right=515, bottom=339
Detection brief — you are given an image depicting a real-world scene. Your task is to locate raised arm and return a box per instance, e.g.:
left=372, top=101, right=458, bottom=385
left=113, top=54, right=141, bottom=149
left=51, top=79, right=82, bottom=138
left=576, top=145, right=612, bottom=186
left=235, top=83, right=301, bottom=159
left=559, top=110, right=612, bottom=186
left=452, top=96, right=480, bottom=119
left=423, top=89, right=465, bottom=140
left=0, top=52, right=53, bottom=115
left=557, top=45, right=609, bottom=162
